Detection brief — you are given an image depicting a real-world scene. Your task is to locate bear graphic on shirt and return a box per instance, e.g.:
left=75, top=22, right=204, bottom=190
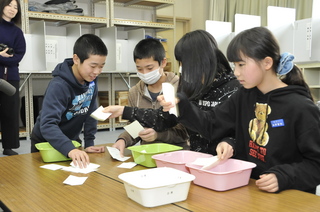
left=249, top=103, right=271, bottom=146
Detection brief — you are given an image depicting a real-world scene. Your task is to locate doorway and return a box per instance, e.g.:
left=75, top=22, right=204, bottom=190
left=157, top=18, right=190, bottom=74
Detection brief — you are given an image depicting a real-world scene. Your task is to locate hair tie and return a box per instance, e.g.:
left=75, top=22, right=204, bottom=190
left=277, top=52, right=294, bottom=75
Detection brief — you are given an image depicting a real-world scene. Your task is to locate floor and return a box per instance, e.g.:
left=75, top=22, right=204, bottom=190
left=0, top=129, right=125, bottom=157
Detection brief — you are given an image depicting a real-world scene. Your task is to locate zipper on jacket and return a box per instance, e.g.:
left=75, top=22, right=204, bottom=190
left=152, top=101, right=156, bottom=109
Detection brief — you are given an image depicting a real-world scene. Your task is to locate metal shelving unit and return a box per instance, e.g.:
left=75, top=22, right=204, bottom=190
left=109, top=0, right=175, bottom=32
left=19, top=0, right=176, bottom=135
left=299, top=63, right=320, bottom=102
left=22, top=0, right=175, bottom=33
left=27, top=12, right=107, bottom=23
left=21, top=0, right=110, bottom=33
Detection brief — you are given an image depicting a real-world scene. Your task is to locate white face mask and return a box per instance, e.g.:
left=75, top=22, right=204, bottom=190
left=137, top=67, right=162, bottom=85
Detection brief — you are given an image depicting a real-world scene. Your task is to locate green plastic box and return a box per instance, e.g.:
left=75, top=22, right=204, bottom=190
left=35, top=140, right=81, bottom=162
left=128, top=143, right=183, bottom=167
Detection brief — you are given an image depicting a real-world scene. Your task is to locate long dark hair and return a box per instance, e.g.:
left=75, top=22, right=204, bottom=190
left=0, top=0, right=22, bottom=24
left=227, top=27, right=313, bottom=100
left=175, top=30, right=233, bottom=100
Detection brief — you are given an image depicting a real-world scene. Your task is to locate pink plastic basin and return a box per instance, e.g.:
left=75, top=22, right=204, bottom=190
left=152, top=150, right=213, bottom=173
left=186, top=159, right=256, bottom=191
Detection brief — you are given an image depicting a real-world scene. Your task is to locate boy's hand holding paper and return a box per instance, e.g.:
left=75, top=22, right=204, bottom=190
left=106, top=146, right=130, bottom=161
left=162, top=82, right=178, bottom=116
left=123, top=120, right=144, bottom=139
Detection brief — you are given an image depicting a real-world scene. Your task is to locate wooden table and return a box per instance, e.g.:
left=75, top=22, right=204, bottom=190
left=0, top=145, right=319, bottom=212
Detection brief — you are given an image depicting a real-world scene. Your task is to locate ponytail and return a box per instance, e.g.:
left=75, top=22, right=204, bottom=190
left=280, top=65, right=314, bottom=101
left=276, top=52, right=313, bottom=101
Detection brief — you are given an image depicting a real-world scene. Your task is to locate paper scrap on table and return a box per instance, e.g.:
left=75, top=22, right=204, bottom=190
left=61, top=162, right=100, bottom=174
left=70, top=162, right=100, bottom=169
left=117, top=162, right=137, bottom=169
left=123, top=120, right=144, bottom=139
left=106, top=146, right=130, bottom=161
left=192, top=156, right=220, bottom=170
left=40, top=164, right=66, bottom=170
left=162, top=82, right=178, bottom=117
left=61, top=167, right=89, bottom=174
left=90, top=105, right=111, bottom=121
left=63, top=175, right=88, bottom=186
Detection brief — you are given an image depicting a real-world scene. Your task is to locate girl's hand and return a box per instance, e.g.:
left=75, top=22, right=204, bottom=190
left=256, top=173, right=279, bottom=193
left=157, top=95, right=179, bottom=112
left=216, top=141, right=233, bottom=160
left=102, top=105, right=124, bottom=118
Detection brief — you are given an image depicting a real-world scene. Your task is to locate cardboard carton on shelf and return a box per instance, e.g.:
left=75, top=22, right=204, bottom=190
left=97, top=91, right=129, bottom=124
left=98, top=91, right=109, bottom=124
left=116, top=91, right=129, bottom=123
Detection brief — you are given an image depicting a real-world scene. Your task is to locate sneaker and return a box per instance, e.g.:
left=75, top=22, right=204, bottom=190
left=3, top=149, right=18, bottom=156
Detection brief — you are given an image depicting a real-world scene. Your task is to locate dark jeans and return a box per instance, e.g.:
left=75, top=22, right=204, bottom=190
left=0, top=80, right=20, bottom=149
left=30, top=132, right=43, bottom=153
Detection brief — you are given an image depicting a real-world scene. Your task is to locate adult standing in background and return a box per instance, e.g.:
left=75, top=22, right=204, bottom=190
left=0, top=0, right=26, bottom=155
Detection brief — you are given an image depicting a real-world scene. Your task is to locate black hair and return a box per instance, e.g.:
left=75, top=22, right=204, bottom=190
left=133, top=38, right=166, bottom=66
left=73, top=34, right=108, bottom=63
left=0, top=0, right=22, bottom=24
left=175, top=29, right=233, bottom=100
left=227, top=26, right=313, bottom=100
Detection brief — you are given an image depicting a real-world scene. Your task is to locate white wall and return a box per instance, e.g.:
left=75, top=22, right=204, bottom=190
left=190, top=0, right=210, bottom=30
left=157, top=0, right=191, bottom=18
left=157, top=0, right=210, bottom=31
left=156, top=0, right=210, bottom=73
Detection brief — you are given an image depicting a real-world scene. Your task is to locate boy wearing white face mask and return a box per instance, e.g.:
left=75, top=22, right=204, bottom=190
left=112, top=38, right=189, bottom=156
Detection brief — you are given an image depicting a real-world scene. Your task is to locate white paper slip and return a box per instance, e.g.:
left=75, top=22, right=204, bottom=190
left=192, top=156, right=220, bottom=170
left=162, top=82, right=178, bottom=117
left=70, top=162, right=100, bottom=169
left=62, top=162, right=100, bottom=174
left=90, top=105, right=111, bottom=121
left=106, top=146, right=130, bottom=161
left=123, top=120, right=144, bottom=139
left=62, top=166, right=97, bottom=174
left=63, top=175, right=88, bottom=186
left=117, top=162, right=137, bottom=169
left=40, top=164, right=66, bottom=170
